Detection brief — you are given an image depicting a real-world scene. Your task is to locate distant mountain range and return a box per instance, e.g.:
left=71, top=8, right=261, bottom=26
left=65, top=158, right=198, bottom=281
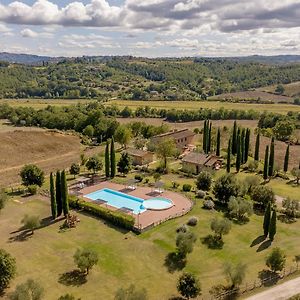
left=1, top=52, right=300, bottom=65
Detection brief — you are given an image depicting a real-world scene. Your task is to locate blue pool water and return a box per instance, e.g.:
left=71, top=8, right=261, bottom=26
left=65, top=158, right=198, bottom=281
left=84, top=188, right=173, bottom=214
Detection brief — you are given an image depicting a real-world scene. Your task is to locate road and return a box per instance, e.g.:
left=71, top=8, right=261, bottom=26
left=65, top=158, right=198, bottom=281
left=246, top=276, right=300, bottom=300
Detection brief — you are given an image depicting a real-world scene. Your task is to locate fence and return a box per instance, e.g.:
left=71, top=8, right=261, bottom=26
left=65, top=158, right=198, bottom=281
left=201, top=264, right=299, bottom=300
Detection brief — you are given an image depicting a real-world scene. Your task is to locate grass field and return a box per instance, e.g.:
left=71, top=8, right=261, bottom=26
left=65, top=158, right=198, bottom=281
left=257, top=81, right=300, bottom=98
left=108, top=100, right=300, bottom=114
left=1, top=193, right=299, bottom=300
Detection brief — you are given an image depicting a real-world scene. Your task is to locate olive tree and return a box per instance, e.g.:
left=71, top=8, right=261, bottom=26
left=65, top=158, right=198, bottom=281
left=196, top=171, right=212, bottom=191
left=73, top=248, right=99, bottom=275
left=177, top=272, right=201, bottom=299
left=223, top=262, right=247, bottom=288
left=228, top=196, right=253, bottom=222
left=10, top=279, right=44, bottom=300
left=0, top=249, right=16, bottom=292
left=20, top=164, right=44, bottom=187
left=266, top=248, right=286, bottom=273
left=21, top=215, right=41, bottom=234
left=210, top=218, right=231, bottom=241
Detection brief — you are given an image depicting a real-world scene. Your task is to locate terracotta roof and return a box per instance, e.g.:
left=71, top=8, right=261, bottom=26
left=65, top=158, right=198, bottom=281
left=126, top=148, right=152, bottom=157
left=205, top=156, right=222, bottom=167
left=182, top=152, right=211, bottom=165
left=152, top=129, right=195, bottom=140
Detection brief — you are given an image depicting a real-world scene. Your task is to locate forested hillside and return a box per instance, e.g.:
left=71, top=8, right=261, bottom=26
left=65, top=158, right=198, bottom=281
left=1, top=57, right=300, bottom=101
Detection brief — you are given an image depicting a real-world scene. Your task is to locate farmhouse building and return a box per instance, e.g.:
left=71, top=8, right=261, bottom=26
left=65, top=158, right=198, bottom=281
left=182, top=152, right=222, bottom=174
left=125, top=148, right=154, bottom=166
left=151, top=129, right=195, bottom=151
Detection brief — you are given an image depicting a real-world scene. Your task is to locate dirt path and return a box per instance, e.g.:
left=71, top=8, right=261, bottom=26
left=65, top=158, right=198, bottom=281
left=246, top=276, right=300, bottom=300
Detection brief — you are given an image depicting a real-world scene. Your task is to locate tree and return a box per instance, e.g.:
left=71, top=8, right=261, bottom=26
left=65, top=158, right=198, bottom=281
left=115, top=284, right=148, bottom=300
left=155, top=138, right=177, bottom=170
left=228, top=196, right=253, bottom=222
left=223, top=262, right=247, bottom=288
left=282, top=198, right=299, bottom=219
left=117, top=152, right=132, bottom=176
left=210, top=217, right=231, bottom=241
left=21, top=215, right=40, bottom=234
left=115, top=125, right=132, bottom=149
left=0, top=249, right=16, bottom=292
left=50, top=173, right=57, bottom=219
left=269, top=210, right=277, bottom=241
left=254, top=133, right=260, bottom=161
left=284, top=145, right=289, bottom=173
left=86, top=156, right=103, bottom=174
left=61, top=170, right=69, bottom=216
left=195, top=171, right=212, bottom=191
left=263, top=202, right=271, bottom=237
left=10, top=279, right=44, bottom=300
left=203, top=120, right=207, bottom=153
left=216, top=128, right=221, bottom=156
left=58, top=294, right=79, bottom=300
left=291, top=167, right=300, bottom=184
left=269, top=137, right=275, bottom=177
left=263, top=145, right=269, bottom=181
left=226, top=138, right=231, bottom=173
left=80, top=153, right=87, bottom=167
left=73, top=248, right=99, bottom=275
left=208, top=122, right=212, bottom=153
left=266, top=248, right=286, bottom=273
left=273, top=120, right=295, bottom=141
left=240, top=129, right=245, bottom=164
left=251, top=185, right=275, bottom=208
left=0, top=189, right=8, bottom=212
left=236, top=133, right=241, bottom=172
left=275, top=84, right=285, bottom=95
left=69, top=163, right=80, bottom=178
left=232, top=121, right=237, bottom=155
left=177, top=273, right=201, bottom=299
left=176, top=231, right=197, bottom=258
left=213, top=174, right=239, bottom=203
left=56, top=171, right=62, bottom=217
left=20, top=164, right=44, bottom=187
left=105, top=140, right=110, bottom=178
left=83, top=125, right=94, bottom=138
left=111, top=137, right=116, bottom=178
left=244, top=128, right=250, bottom=163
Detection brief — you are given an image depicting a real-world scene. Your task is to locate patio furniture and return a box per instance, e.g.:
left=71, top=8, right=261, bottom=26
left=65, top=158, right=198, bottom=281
left=153, top=181, right=164, bottom=194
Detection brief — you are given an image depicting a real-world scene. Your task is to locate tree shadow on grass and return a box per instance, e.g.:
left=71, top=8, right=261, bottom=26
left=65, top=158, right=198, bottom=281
left=8, top=229, right=33, bottom=243
left=39, top=216, right=64, bottom=230
left=250, top=235, right=266, bottom=247
left=164, top=252, right=186, bottom=273
left=256, top=240, right=272, bottom=252
left=169, top=297, right=185, bottom=300
left=201, top=235, right=224, bottom=249
left=58, top=270, right=87, bottom=287
left=258, top=270, right=280, bottom=287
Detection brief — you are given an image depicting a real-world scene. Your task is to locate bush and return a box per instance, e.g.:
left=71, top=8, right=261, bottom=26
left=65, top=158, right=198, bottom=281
left=172, top=181, right=180, bottom=189
left=27, top=185, right=38, bottom=195
left=69, top=197, right=135, bottom=230
left=196, top=190, right=206, bottom=198
left=187, top=217, right=198, bottom=226
left=182, top=184, right=192, bottom=192
left=196, top=171, right=212, bottom=191
left=134, top=174, right=143, bottom=182
left=203, top=199, right=215, bottom=210
left=176, top=224, right=188, bottom=233
left=0, top=249, right=16, bottom=292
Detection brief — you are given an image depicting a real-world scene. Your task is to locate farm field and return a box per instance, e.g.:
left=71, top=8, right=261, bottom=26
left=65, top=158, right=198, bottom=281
left=0, top=194, right=299, bottom=300
left=210, top=91, right=293, bottom=103
left=257, top=81, right=300, bottom=98
left=108, top=100, right=300, bottom=114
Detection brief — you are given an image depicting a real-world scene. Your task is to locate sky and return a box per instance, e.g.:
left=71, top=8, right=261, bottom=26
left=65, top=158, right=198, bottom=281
left=0, top=0, right=299, bottom=57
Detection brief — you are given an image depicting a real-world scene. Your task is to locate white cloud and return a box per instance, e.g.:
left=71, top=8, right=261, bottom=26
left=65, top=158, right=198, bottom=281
left=21, top=28, right=38, bottom=38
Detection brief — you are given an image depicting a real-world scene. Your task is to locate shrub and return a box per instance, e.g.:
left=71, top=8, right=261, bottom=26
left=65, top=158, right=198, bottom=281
left=187, top=217, right=198, bottom=226
left=177, top=272, right=201, bottom=299
left=21, top=215, right=40, bottom=234
left=144, top=178, right=150, bottom=184
left=27, top=185, right=38, bottom=195
left=196, top=190, right=206, bottom=198
left=213, top=174, right=240, bottom=203
left=69, top=197, right=135, bottom=230
left=172, top=181, right=180, bottom=189
left=203, top=199, right=215, bottom=210
left=134, top=174, right=143, bottom=182
left=251, top=185, right=275, bottom=207
left=196, top=171, right=212, bottom=191
left=266, top=248, right=286, bottom=273
left=182, top=184, right=192, bottom=192
left=0, top=249, right=16, bottom=292
left=176, top=224, right=188, bottom=233
left=10, top=279, right=44, bottom=300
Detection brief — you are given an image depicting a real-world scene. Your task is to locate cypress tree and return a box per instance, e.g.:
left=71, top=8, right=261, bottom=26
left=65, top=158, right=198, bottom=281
left=227, top=138, right=231, bottom=173
left=269, top=137, right=275, bottom=177
left=208, top=122, right=212, bottom=153
left=110, top=136, right=116, bottom=178
left=203, top=120, right=207, bottom=153
left=55, top=170, right=62, bottom=217
left=232, top=121, right=237, bottom=155
left=269, top=210, right=277, bottom=241
left=50, top=172, right=57, bottom=219
left=284, top=145, right=289, bottom=173
left=263, top=145, right=269, bottom=181
left=241, top=129, right=245, bottom=164
left=61, top=170, right=69, bottom=216
left=236, top=133, right=241, bottom=172
left=105, top=140, right=110, bottom=178
left=245, top=128, right=250, bottom=163
left=263, top=202, right=271, bottom=237
left=216, top=128, right=221, bottom=157
left=254, top=133, right=260, bottom=161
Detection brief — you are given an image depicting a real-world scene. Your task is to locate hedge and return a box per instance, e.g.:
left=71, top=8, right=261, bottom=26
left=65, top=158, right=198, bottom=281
left=69, top=196, right=135, bottom=230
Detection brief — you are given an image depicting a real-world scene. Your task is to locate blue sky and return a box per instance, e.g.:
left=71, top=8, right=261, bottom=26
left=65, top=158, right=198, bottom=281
left=0, top=0, right=299, bottom=57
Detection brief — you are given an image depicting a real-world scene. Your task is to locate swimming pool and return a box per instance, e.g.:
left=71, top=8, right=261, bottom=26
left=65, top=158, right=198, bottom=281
left=84, top=188, right=173, bottom=214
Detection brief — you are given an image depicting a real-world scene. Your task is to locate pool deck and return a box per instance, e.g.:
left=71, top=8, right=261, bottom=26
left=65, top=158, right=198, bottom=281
left=79, top=181, right=193, bottom=231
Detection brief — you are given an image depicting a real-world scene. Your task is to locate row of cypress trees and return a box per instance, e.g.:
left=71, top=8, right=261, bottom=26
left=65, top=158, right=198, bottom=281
left=263, top=202, right=277, bottom=241
left=202, top=120, right=221, bottom=156
left=105, top=137, right=116, bottom=178
left=50, top=170, right=69, bottom=219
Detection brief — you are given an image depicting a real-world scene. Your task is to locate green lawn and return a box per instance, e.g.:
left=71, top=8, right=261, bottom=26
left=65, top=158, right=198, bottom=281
left=1, top=192, right=299, bottom=299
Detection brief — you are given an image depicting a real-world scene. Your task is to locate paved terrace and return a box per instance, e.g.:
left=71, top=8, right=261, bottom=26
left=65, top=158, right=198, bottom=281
left=79, top=181, right=193, bottom=231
